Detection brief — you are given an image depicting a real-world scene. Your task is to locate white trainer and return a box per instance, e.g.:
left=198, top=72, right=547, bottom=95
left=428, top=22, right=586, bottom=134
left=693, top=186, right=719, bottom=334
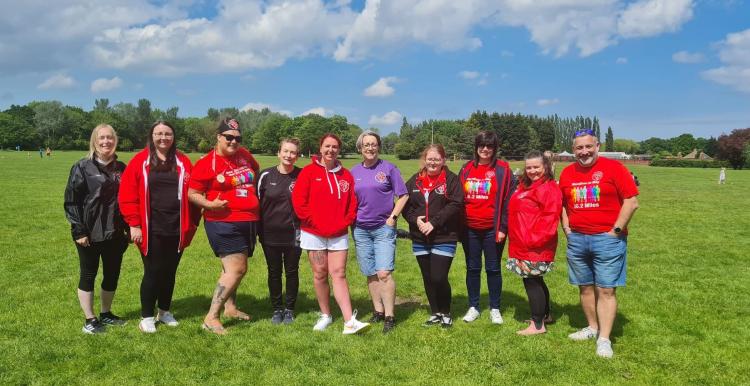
left=568, top=326, right=598, bottom=341
left=313, top=313, right=333, bottom=331
left=156, top=311, right=179, bottom=327
left=139, top=317, right=157, bottom=333
left=462, top=307, right=480, bottom=322
left=489, top=308, right=504, bottom=324
left=596, top=337, right=614, bottom=358
left=343, top=311, right=371, bottom=335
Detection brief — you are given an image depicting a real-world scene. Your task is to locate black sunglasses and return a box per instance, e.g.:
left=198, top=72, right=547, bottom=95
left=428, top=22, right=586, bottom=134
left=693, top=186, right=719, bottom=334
left=220, top=134, right=242, bottom=143
left=574, top=128, right=595, bottom=138
left=477, top=143, right=495, bottom=149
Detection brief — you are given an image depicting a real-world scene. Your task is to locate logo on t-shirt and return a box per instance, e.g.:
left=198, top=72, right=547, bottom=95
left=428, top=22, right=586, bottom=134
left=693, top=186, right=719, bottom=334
left=592, top=171, right=603, bottom=182
left=569, top=181, right=600, bottom=209
left=485, top=171, right=494, bottom=179
left=375, top=171, right=387, bottom=184
left=464, top=179, right=492, bottom=200
left=289, top=181, right=296, bottom=192
left=339, top=179, right=350, bottom=192
left=435, top=184, right=446, bottom=195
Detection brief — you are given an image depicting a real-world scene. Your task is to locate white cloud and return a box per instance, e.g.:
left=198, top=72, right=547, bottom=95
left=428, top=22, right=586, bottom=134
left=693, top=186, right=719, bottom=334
left=672, top=50, right=705, bottom=63
left=616, top=57, right=628, bottom=64
left=702, top=29, right=750, bottom=93
left=241, top=102, right=292, bottom=116
left=368, top=111, right=403, bottom=126
left=363, top=76, right=399, bottom=97
left=618, top=0, right=694, bottom=38
left=459, top=70, right=489, bottom=86
left=459, top=71, right=479, bottom=80
left=537, top=98, right=559, bottom=106
left=38, top=74, right=76, bottom=89
left=301, top=107, right=332, bottom=116
left=90, top=76, right=123, bottom=93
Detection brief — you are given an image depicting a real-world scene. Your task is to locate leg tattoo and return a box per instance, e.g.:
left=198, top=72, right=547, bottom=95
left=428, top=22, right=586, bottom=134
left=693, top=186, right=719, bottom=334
left=212, top=283, right=227, bottom=305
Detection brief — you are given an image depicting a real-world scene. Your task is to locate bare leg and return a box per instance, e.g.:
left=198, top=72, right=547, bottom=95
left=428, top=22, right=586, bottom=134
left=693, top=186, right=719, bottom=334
left=100, top=290, right=115, bottom=314
left=367, top=275, right=383, bottom=313
left=77, top=289, right=95, bottom=319
left=309, top=250, right=331, bottom=315
left=204, top=253, right=248, bottom=327
left=328, top=250, right=353, bottom=321
left=595, top=287, right=617, bottom=340
left=579, top=285, right=599, bottom=331
left=378, top=271, right=396, bottom=317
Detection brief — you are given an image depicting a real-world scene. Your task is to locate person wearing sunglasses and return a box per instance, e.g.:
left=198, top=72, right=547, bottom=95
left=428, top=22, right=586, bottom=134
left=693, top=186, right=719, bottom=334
left=65, top=124, right=129, bottom=334
left=458, top=131, right=517, bottom=325
left=559, top=128, right=639, bottom=358
left=188, top=118, right=261, bottom=335
left=119, top=121, right=199, bottom=333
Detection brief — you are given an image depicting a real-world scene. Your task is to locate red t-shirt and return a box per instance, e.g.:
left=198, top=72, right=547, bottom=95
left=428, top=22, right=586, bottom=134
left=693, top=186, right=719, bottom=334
left=190, top=148, right=260, bottom=222
left=559, top=157, right=639, bottom=235
left=463, top=163, right=497, bottom=230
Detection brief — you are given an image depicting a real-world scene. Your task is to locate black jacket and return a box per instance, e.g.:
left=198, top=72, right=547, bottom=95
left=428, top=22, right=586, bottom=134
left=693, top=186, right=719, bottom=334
left=458, top=159, right=518, bottom=239
left=64, top=157, right=128, bottom=243
left=403, top=169, right=464, bottom=245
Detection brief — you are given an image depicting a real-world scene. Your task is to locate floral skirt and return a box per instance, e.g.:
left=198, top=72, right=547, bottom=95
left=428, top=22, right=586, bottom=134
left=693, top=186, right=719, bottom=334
left=506, top=258, right=554, bottom=278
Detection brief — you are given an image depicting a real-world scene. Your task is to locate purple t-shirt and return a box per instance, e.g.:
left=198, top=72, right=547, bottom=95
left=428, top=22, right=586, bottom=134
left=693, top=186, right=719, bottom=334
left=352, top=159, right=408, bottom=229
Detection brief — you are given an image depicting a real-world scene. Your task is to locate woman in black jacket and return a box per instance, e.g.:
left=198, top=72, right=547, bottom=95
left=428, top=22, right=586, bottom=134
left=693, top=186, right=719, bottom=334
left=64, top=124, right=129, bottom=334
left=403, top=144, right=464, bottom=328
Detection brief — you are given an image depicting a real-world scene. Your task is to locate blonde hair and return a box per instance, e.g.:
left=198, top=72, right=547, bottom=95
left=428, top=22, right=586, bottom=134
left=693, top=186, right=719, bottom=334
left=87, top=124, right=118, bottom=160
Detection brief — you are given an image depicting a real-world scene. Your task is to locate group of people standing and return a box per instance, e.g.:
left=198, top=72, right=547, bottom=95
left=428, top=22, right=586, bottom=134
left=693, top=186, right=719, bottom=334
left=64, top=120, right=638, bottom=358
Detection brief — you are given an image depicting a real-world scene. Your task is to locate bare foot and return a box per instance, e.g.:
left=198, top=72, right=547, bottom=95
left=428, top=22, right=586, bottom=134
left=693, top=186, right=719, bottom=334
left=516, top=322, right=546, bottom=336
left=224, top=309, right=252, bottom=321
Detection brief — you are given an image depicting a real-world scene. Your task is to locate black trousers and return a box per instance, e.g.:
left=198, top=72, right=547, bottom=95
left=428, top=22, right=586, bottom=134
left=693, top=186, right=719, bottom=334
left=76, top=237, right=128, bottom=292
left=416, top=253, right=453, bottom=315
left=261, top=244, right=301, bottom=311
left=140, top=235, right=182, bottom=318
left=522, top=277, right=551, bottom=326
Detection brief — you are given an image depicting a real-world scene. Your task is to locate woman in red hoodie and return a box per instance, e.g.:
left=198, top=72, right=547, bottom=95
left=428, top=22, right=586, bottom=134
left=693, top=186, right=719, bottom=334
left=507, top=150, right=562, bottom=335
left=291, top=133, right=369, bottom=334
left=118, top=121, right=198, bottom=333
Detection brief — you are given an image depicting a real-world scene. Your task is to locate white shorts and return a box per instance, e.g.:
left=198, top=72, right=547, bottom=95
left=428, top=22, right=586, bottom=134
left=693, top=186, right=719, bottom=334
left=300, top=230, right=349, bottom=251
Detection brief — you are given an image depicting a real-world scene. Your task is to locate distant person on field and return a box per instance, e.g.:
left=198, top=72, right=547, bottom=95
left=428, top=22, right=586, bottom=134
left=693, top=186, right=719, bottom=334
left=46, top=147, right=51, bottom=157
left=119, top=121, right=199, bottom=334
left=559, top=128, right=639, bottom=358
left=507, top=150, right=561, bottom=335
left=719, top=167, right=726, bottom=184
left=39, top=147, right=44, bottom=159
left=64, top=124, right=129, bottom=334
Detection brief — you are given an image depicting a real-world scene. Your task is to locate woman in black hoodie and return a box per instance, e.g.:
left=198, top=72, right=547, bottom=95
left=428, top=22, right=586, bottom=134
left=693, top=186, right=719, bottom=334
left=403, top=144, right=464, bottom=328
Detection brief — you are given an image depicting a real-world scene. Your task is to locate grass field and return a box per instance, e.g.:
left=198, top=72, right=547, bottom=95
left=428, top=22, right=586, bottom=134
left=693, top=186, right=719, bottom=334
left=1, top=150, right=748, bottom=385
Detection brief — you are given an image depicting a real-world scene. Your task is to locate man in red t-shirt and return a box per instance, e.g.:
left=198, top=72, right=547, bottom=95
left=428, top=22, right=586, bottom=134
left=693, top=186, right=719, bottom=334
left=559, top=129, right=639, bottom=359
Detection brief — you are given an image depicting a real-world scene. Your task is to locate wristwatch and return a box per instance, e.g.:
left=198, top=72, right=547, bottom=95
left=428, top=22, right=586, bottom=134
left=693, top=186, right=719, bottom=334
left=391, top=215, right=398, bottom=221
left=613, top=226, right=622, bottom=234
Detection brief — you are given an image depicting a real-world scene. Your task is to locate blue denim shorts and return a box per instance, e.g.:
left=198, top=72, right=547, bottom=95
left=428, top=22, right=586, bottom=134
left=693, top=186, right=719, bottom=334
left=566, top=232, right=627, bottom=288
left=204, top=221, right=257, bottom=257
left=353, top=224, right=397, bottom=276
left=412, top=242, right=457, bottom=258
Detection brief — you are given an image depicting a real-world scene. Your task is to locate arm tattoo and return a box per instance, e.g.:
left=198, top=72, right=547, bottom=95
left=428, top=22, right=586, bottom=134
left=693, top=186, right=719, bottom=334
left=211, top=283, right=227, bottom=305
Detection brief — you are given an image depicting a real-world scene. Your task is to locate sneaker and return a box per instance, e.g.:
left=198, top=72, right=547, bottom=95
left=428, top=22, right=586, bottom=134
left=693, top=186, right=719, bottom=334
left=82, top=318, right=105, bottom=334
left=100, top=312, right=126, bottom=326
left=383, top=316, right=396, bottom=334
left=462, top=307, right=480, bottom=323
left=282, top=309, right=295, bottom=325
left=313, top=313, right=333, bottom=331
left=139, top=317, right=157, bottom=333
left=489, top=309, right=504, bottom=325
left=156, top=311, right=179, bottom=327
left=441, top=314, right=453, bottom=329
left=596, top=337, right=614, bottom=358
left=271, top=309, right=284, bottom=325
left=568, top=326, right=598, bottom=341
left=423, top=314, right=442, bottom=327
left=342, top=311, right=371, bottom=335
left=369, top=311, right=385, bottom=323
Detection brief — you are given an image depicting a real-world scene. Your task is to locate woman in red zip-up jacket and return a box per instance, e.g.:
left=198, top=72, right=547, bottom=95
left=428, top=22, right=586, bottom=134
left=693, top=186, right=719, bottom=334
left=507, top=150, right=562, bottom=335
left=118, top=121, right=199, bottom=334
left=291, top=133, right=369, bottom=334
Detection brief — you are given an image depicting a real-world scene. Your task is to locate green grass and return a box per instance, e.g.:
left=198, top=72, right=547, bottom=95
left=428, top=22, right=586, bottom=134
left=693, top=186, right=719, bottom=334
left=0, top=151, right=748, bottom=385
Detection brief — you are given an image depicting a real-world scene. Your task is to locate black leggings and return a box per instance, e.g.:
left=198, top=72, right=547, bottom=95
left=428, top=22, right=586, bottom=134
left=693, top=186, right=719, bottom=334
left=76, top=237, right=127, bottom=292
left=261, top=244, right=301, bottom=311
left=416, top=253, right=453, bottom=315
left=522, top=277, right=551, bottom=327
left=140, top=235, right=182, bottom=318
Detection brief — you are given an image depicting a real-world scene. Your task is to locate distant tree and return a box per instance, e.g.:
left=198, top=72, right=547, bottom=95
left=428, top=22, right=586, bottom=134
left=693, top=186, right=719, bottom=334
left=605, top=127, right=614, bottom=151
left=382, top=132, right=399, bottom=154
left=639, top=137, right=671, bottom=154
left=93, top=98, right=110, bottom=112
left=395, top=141, right=418, bottom=160
left=669, top=133, right=696, bottom=156
left=703, top=136, right=718, bottom=157
left=0, top=112, right=37, bottom=149
left=31, top=100, right=65, bottom=146
left=528, top=126, right=541, bottom=152
left=717, top=128, right=750, bottom=169
left=251, top=115, right=294, bottom=153
left=135, top=98, right=153, bottom=147
left=613, top=139, right=640, bottom=154
left=207, top=108, right=220, bottom=121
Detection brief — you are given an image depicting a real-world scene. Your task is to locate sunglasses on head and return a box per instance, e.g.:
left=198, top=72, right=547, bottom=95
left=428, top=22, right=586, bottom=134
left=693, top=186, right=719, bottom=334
left=220, top=134, right=242, bottom=143
left=574, top=128, right=595, bottom=138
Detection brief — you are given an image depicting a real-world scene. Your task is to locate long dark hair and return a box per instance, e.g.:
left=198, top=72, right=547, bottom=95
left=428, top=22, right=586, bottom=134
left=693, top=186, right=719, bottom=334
left=148, top=120, right=177, bottom=172
left=472, top=130, right=499, bottom=167
left=521, top=150, right=554, bottom=188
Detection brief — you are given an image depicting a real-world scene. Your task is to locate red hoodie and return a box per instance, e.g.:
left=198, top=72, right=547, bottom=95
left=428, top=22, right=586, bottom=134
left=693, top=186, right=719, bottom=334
left=507, top=178, right=562, bottom=262
left=291, top=155, right=357, bottom=238
left=118, top=148, right=200, bottom=255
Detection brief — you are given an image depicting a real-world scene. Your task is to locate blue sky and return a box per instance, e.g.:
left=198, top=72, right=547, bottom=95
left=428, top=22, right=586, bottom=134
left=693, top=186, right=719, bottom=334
left=1, top=0, right=748, bottom=140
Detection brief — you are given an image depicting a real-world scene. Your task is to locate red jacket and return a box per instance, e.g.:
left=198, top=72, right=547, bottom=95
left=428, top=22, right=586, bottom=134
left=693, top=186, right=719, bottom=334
left=118, top=148, right=199, bottom=255
left=508, top=178, right=562, bottom=262
left=291, top=156, right=357, bottom=238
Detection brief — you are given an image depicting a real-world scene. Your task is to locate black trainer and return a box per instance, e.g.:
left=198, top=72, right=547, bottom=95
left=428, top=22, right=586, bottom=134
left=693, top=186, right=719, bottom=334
left=82, top=318, right=105, bottom=334
left=441, top=314, right=453, bottom=329
left=423, top=314, right=442, bottom=327
left=369, top=311, right=385, bottom=323
left=282, top=309, right=295, bottom=325
left=383, top=316, right=396, bottom=333
left=271, top=309, right=284, bottom=325
left=100, top=312, right=127, bottom=326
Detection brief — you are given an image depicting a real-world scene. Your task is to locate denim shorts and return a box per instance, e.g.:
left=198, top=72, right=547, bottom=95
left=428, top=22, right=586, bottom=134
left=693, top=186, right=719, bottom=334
left=566, top=231, right=627, bottom=288
left=412, top=242, right=457, bottom=258
left=353, top=224, right=397, bottom=276
left=204, top=221, right=257, bottom=257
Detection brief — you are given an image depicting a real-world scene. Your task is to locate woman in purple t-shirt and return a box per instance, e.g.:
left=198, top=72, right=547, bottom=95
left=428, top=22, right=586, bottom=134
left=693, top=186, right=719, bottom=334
left=351, top=131, right=408, bottom=333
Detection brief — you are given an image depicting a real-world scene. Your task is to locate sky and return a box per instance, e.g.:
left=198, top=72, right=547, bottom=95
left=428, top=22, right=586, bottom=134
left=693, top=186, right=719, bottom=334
left=1, top=0, right=749, bottom=140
